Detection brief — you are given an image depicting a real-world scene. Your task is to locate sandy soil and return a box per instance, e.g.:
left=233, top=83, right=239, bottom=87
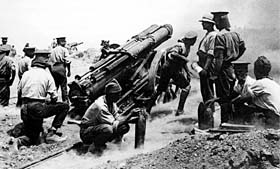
left=0, top=56, right=279, bottom=169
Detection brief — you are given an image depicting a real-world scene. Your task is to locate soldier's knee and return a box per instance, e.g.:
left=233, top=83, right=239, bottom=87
left=117, top=124, right=130, bottom=135
left=101, top=125, right=114, bottom=135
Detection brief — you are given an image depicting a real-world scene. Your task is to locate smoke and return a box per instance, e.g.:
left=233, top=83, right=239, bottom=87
left=35, top=114, right=189, bottom=169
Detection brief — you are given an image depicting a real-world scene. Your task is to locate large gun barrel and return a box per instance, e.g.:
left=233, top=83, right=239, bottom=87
left=68, top=24, right=173, bottom=149
left=69, top=24, right=172, bottom=103
left=69, top=24, right=172, bottom=114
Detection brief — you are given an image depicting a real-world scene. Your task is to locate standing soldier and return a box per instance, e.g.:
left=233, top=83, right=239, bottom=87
left=17, top=46, right=36, bottom=107
left=1, top=37, right=10, bottom=47
left=211, top=11, right=246, bottom=123
left=0, top=45, right=15, bottom=106
left=147, top=31, right=197, bottom=116
left=15, top=49, right=69, bottom=149
left=50, top=37, right=71, bottom=103
left=18, top=46, right=36, bottom=80
left=197, top=14, right=217, bottom=109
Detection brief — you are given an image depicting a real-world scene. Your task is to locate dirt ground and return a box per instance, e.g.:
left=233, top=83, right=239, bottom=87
left=0, top=57, right=279, bottom=169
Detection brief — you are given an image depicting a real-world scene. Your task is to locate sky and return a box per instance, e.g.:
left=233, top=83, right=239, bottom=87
left=0, top=0, right=279, bottom=54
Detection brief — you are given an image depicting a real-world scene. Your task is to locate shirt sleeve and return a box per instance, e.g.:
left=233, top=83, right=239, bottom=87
left=83, top=103, right=99, bottom=121
left=207, top=34, right=216, bottom=56
left=97, top=109, right=116, bottom=125
left=244, top=81, right=264, bottom=99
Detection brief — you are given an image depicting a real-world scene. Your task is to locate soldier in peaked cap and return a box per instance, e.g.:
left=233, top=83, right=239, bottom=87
left=1, top=37, right=8, bottom=46
left=0, top=45, right=15, bottom=106
left=147, top=31, right=197, bottom=116
left=228, top=61, right=256, bottom=122
left=49, top=37, right=72, bottom=103
left=232, top=61, right=255, bottom=97
left=15, top=49, right=70, bottom=149
left=211, top=11, right=246, bottom=123
left=231, top=56, right=280, bottom=128
left=196, top=14, right=217, bottom=110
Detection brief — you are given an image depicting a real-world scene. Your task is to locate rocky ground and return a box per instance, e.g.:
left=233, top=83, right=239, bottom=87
left=0, top=56, right=279, bottom=169
left=93, top=130, right=280, bottom=169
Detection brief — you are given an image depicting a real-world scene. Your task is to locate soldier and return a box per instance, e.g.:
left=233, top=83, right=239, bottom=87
left=15, top=49, right=69, bottom=149
left=50, top=37, right=71, bottom=103
left=230, top=61, right=256, bottom=122
left=1, top=37, right=10, bottom=46
left=211, top=11, right=246, bottom=123
left=147, top=31, right=197, bottom=116
left=0, top=45, right=15, bottom=106
left=233, top=56, right=280, bottom=128
left=232, top=61, right=255, bottom=98
left=18, top=46, right=36, bottom=80
left=80, top=79, right=138, bottom=154
left=197, top=14, right=217, bottom=108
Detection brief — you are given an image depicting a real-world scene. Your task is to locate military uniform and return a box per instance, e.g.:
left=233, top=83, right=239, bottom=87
left=50, top=37, right=70, bottom=102
left=80, top=80, right=130, bottom=153
left=18, top=47, right=35, bottom=79
left=80, top=96, right=129, bottom=146
left=157, top=42, right=191, bottom=93
left=147, top=31, right=197, bottom=116
left=212, top=11, right=246, bottom=123
left=16, top=50, right=69, bottom=148
left=197, top=14, right=217, bottom=104
left=0, top=45, right=14, bottom=106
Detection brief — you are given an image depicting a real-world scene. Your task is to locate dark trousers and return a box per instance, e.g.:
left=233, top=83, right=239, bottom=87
left=51, top=63, right=68, bottom=102
left=199, top=73, right=215, bottom=103
left=80, top=124, right=130, bottom=147
left=233, top=103, right=280, bottom=129
left=0, top=83, right=10, bottom=106
left=19, top=100, right=69, bottom=146
left=157, top=66, right=190, bottom=93
left=215, top=65, right=236, bottom=123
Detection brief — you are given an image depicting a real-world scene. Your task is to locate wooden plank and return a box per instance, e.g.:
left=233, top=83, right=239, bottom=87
left=220, top=123, right=255, bottom=130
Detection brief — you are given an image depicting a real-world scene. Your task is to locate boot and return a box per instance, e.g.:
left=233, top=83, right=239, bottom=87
left=175, top=87, right=190, bottom=116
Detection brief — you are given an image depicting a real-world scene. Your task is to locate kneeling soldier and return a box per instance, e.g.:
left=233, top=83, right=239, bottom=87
left=16, top=49, right=69, bottom=149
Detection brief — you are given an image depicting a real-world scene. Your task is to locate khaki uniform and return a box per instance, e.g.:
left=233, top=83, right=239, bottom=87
left=50, top=46, right=70, bottom=102
left=80, top=96, right=129, bottom=147
left=0, top=55, right=14, bottom=106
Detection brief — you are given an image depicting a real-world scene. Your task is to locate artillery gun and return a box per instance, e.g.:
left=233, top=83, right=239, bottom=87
left=68, top=24, right=173, bottom=148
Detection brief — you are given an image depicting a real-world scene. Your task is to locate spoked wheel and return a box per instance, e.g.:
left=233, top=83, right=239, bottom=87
left=147, top=50, right=178, bottom=104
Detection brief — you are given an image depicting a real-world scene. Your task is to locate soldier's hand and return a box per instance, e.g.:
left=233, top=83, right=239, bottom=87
left=130, top=108, right=141, bottom=117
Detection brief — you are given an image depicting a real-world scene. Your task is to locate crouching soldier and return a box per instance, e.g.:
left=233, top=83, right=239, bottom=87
left=15, top=49, right=69, bottom=149
left=147, top=31, right=197, bottom=116
left=232, top=56, right=280, bottom=128
left=230, top=61, right=256, bottom=122
left=80, top=79, right=138, bottom=154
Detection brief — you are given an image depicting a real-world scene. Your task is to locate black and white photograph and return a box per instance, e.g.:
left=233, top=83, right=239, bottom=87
left=0, top=0, right=279, bottom=168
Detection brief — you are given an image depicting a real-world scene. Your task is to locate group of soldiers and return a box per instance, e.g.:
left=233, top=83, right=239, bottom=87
left=148, top=11, right=280, bottom=129
left=0, top=37, right=73, bottom=148
left=0, top=11, right=279, bottom=155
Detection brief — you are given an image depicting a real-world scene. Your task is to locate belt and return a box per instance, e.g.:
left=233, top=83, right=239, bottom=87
left=22, top=98, right=45, bottom=104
